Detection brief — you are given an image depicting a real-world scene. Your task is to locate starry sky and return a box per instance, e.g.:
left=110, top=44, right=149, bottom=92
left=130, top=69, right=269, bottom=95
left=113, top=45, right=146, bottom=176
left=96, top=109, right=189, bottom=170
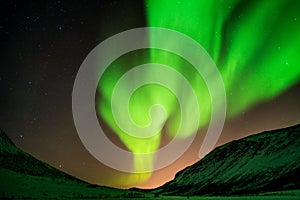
left=1, top=0, right=300, bottom=189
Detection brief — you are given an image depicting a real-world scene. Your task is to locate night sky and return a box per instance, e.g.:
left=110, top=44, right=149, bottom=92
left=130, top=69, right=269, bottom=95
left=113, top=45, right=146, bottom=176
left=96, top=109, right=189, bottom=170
left=1, top=0, right=300, bottom=189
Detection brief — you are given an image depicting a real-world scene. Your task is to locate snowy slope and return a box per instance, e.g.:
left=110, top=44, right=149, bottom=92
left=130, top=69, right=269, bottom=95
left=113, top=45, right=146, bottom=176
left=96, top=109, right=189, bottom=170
left=155, top=124, right=300, bottom=196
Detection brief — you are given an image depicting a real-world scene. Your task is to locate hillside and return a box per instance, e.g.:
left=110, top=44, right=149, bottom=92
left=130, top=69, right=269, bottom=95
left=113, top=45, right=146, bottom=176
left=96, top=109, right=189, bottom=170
left=155, top=124, right=300, bottom=196
left=0, top=129, right=77, bottom=180
left=0, top=129, right=144, bottom=199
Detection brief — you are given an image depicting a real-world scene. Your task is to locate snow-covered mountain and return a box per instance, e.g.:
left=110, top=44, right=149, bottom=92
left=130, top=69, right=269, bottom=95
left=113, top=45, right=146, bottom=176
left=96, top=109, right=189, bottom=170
left=155, top=124, right=300, bottom=196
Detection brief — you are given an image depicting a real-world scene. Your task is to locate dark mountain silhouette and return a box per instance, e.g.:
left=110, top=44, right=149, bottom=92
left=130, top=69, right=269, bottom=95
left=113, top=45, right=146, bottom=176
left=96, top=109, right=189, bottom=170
left=0, top=129, right=144, bottom=199
left=0, top=129, right=78, bottom=180
left=154, top=124, right=300, bottom=196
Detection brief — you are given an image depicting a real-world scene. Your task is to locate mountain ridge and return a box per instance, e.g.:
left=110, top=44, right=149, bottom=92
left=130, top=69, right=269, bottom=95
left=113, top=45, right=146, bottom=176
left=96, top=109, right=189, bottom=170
left=0, top=129, right=79, bottom=181
left=0, top=129, right=145, bottom=199
left=154, top=124, right=300, bottom=196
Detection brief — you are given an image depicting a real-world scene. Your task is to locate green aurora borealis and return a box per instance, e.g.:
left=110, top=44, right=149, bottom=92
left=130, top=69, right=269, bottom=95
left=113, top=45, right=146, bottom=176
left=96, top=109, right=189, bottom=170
left=146, top=0, right=300, bottom=116
left=96, top=0, right=300, bottom=185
